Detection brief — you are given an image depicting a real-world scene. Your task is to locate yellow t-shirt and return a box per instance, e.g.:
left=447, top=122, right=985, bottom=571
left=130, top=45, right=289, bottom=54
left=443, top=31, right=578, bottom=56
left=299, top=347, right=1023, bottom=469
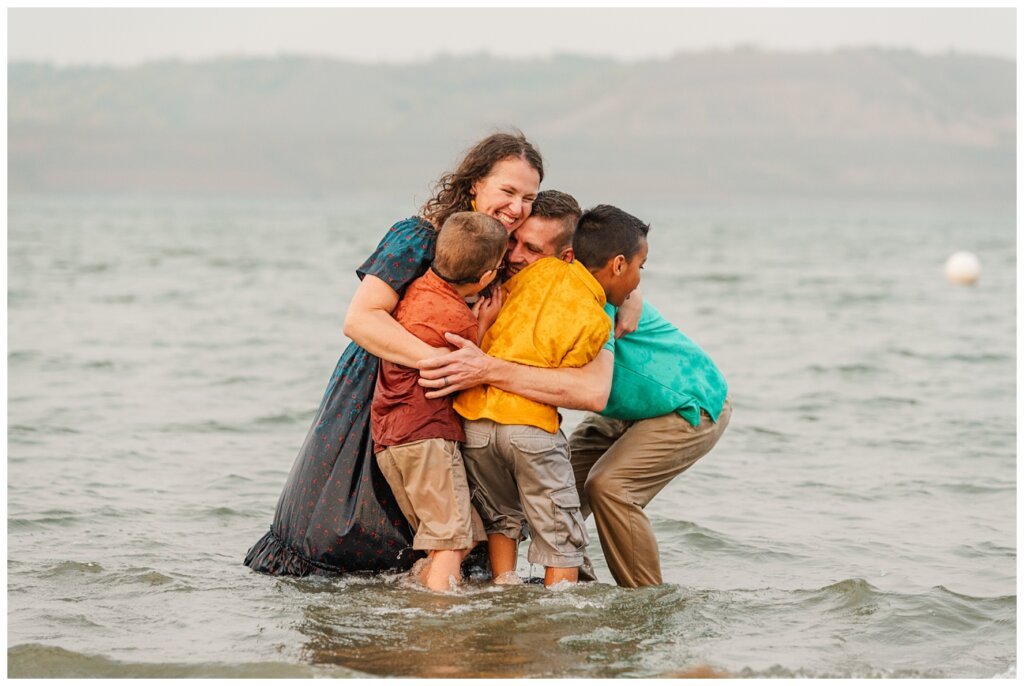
left=454, top=257, right=611, bottom=433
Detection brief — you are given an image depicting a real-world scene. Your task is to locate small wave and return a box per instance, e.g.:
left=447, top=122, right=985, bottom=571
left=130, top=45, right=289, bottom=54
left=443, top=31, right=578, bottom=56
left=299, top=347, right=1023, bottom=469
left=208, top=257, right=263, bottom=270
left=216, top=375, right=260, bottom=386
left=558, top=625, right=625, bottom=646
left=9, top=513, right=79, bottom=530
left=875, top=396, right=920, bottom=406
left=884, top=480, right=934, bottom=497
left=158, top=247, right=203, bottom=258
left=252, top=411, right=309, bottom=426
left=7, top=643, right=327, bottom=678
left=883, top=348, right=1009, bottom=365
left=657, top=520, right=806, bottom=562
left=890, top=347, right=927, bottom=359
left=8, top=290, right=32, bottom=306
left=102, top=568, right=182, bottom=588
left=199, top=506, right=247, bottom=519
left=132, top=570, right=176, bottom=586
left=813, top=577, right=879, bottom=606
left=931, top=585, right=1016, bottom=604
left=793, top=481, right=881, bottom=502
left=834, top=292, right=889, bottom=305
left=8, top=350, right=39, bottom=362
left=806, top=363, right=881, bottom=377
left=159, top=420, right=245, bottom=434
left=100, top=569, right=194, bottom=589
left=793, top=578, right=1017, bottom=638
left=737, top=664, right=948, bottom=678
left=935, top=481, right=1014, bottom=495
left=744, top=425, right=790, bottom=441
left=153, top=289, right=198, bottom=303
left=9, top=423, right=81, bottom=436
left=39, top=561, right=105, bottom=577
left=210, top=473, right=253, bottom=486
left=948, top=352, right=1011, bottom=363
left=82, top=359, right=119, bottom=370
left=696, top=273, right=745, bottom=283
left=950, top=542, right=1016, bottom=559
left=97, top=293, right=137, bottom=304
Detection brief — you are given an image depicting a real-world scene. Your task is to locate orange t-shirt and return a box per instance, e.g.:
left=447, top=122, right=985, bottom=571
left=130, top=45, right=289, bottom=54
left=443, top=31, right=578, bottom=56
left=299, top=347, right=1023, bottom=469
left=371, top=269, right=478, bottom=452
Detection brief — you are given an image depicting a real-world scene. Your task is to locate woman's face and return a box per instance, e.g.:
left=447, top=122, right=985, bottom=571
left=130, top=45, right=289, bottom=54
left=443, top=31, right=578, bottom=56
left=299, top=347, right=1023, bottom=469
left=471, top=156, right=541, bottom=233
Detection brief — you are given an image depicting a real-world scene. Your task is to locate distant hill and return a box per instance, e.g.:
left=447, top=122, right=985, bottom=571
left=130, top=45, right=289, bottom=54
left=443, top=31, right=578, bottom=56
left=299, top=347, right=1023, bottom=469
left=8, top=49, right=1015, bottom=203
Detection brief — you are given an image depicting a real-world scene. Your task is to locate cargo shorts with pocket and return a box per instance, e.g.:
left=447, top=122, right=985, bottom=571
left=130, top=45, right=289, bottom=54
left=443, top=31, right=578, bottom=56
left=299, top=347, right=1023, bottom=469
left=461, top=418, right=588, bottom=568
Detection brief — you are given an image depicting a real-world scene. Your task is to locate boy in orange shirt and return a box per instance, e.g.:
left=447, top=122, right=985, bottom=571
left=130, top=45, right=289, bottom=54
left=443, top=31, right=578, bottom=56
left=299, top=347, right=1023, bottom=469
left=371, top=211, right=507, bottom=591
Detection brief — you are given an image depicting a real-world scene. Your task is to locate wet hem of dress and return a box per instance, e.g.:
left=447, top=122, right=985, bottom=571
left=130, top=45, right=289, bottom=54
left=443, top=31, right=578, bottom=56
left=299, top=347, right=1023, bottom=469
left=243, top=527, right=419, bottom=577
left=244, top=528, right=342, bottom=577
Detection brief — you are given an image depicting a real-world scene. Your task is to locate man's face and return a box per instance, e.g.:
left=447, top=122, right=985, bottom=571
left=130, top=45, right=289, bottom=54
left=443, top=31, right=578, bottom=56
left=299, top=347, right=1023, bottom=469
left=506, top=216, right=569, bottom=278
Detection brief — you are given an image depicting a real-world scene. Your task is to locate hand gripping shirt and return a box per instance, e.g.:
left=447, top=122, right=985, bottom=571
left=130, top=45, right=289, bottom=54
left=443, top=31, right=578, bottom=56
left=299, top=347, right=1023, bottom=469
left=601, top=301, right=728, bottom=426
left=454, top=257, right=612, bottom=434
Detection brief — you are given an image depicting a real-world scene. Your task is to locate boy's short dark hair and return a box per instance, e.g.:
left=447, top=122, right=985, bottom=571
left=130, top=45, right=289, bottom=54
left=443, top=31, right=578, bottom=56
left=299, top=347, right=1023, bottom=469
left=433, top=212, right=508, bottom=284
left=572, top=205, right=650, bottom=270
left=530, top=190, right=582, bottom=253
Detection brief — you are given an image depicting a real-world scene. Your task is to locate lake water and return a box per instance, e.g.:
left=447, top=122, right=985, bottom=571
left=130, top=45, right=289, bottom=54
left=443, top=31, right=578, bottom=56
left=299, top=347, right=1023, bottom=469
left=7, top=194, right=1016, bottom=678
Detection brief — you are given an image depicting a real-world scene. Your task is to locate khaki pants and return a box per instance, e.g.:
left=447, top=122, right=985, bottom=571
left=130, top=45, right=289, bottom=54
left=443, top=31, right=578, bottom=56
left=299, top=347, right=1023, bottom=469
left=376, top=438, right=487, bottom=551
left=569, top=400, right=731, bottom=588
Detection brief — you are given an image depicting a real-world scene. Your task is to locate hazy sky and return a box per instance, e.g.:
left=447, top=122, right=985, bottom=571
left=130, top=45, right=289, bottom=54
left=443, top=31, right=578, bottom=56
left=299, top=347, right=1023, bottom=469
left=7, top=7, right=1017, bottom=66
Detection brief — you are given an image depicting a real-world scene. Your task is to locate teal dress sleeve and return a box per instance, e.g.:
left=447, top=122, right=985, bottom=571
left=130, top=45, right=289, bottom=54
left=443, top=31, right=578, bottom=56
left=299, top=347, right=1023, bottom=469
left=356, top=217, right=437, bottom=297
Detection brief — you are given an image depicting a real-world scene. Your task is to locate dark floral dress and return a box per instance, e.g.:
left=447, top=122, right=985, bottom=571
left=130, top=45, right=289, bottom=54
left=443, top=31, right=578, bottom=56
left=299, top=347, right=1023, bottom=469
left=244, top=217, right=437, bottom=575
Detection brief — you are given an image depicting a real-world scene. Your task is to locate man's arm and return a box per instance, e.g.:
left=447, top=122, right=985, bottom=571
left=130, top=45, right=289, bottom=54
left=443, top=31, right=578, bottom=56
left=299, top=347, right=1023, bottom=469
left=418, top=332, right=613, bottom=412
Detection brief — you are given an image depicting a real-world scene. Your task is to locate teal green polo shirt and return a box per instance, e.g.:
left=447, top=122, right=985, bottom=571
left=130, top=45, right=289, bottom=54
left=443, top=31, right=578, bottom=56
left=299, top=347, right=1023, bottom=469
left=602, top=302, right=728, bottom=426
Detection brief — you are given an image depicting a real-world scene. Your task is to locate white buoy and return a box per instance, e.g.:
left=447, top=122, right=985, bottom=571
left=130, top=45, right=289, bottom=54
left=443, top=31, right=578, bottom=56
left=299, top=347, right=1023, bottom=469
left=944, top=251, right=980, bottom=286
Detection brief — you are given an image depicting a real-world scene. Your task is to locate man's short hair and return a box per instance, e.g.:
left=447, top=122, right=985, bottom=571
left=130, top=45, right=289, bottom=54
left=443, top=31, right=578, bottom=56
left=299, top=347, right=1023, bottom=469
left=530, top=190, right=581, bottom=253
left=572, top=205, right=650, bottom=270
left=433, top=211, right=508, bottom=284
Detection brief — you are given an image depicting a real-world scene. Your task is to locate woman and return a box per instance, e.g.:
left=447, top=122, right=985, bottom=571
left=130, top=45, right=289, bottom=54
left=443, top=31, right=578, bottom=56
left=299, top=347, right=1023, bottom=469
left=244, top=132, right=543, bottom=576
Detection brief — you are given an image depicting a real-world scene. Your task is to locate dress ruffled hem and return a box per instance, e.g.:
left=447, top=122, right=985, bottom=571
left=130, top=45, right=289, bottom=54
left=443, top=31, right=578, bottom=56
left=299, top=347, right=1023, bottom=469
left=243, top=528, right=322, bottom=577
left=244, top=528, right=429, bottom=577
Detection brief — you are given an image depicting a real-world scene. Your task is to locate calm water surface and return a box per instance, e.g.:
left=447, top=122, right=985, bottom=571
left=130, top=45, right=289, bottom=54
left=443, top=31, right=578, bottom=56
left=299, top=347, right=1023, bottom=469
left=7, top=195, right=1016, bottom=677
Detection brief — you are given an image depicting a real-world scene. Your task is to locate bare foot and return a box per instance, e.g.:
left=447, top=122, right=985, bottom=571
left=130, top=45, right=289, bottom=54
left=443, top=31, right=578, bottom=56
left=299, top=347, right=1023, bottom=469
left=493, top=571, right=522, bottom=585
left=410, top=556, right=432, bottom=586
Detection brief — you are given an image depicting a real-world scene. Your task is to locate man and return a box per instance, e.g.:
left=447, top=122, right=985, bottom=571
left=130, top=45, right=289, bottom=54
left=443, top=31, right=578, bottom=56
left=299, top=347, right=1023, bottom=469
left=421, top=197, right=731, bottom=588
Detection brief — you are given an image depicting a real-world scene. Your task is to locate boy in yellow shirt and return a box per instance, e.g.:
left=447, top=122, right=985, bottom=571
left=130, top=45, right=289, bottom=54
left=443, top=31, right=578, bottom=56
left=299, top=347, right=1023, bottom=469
left=454, top=191, right=610, bottom=586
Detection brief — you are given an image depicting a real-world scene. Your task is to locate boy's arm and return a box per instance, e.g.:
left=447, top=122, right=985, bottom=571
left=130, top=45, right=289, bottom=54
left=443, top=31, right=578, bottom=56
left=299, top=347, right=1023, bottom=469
left=418, top=334, right=614, bottom=412
left=471, top=287, right=505, bottom=342
left=614, top=288, right=642, bottom=339
left=343, top=275, right=446, bottom=367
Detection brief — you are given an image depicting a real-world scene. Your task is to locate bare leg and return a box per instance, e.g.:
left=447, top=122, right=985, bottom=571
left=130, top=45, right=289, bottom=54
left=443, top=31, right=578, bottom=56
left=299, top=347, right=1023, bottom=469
left=544, top=566, right=578, bottom=587
left=488, top=533, right=519, bottom=583
left=424, top=549, right=465, bottom=591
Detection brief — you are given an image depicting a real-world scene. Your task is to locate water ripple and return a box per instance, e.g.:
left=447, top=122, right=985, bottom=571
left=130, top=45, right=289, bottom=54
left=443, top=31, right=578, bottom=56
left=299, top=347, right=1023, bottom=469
left=7, top=644, right=330, bottom=678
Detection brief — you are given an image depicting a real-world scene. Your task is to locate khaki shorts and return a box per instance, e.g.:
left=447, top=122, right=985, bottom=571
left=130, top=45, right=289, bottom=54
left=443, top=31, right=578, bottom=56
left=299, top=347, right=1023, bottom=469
left=376, top=438, right=487, bottom=551
left=461, top=418, right=588, bottom=568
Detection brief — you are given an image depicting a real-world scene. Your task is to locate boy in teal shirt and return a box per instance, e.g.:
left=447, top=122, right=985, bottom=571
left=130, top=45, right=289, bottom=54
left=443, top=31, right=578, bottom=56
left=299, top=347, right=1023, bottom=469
left=569, top=204, right=732, bottom=588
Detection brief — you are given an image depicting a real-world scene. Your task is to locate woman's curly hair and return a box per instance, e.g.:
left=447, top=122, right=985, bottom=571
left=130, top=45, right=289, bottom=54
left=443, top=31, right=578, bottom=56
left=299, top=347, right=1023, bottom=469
left=421, top=130, right=544, bottom=230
